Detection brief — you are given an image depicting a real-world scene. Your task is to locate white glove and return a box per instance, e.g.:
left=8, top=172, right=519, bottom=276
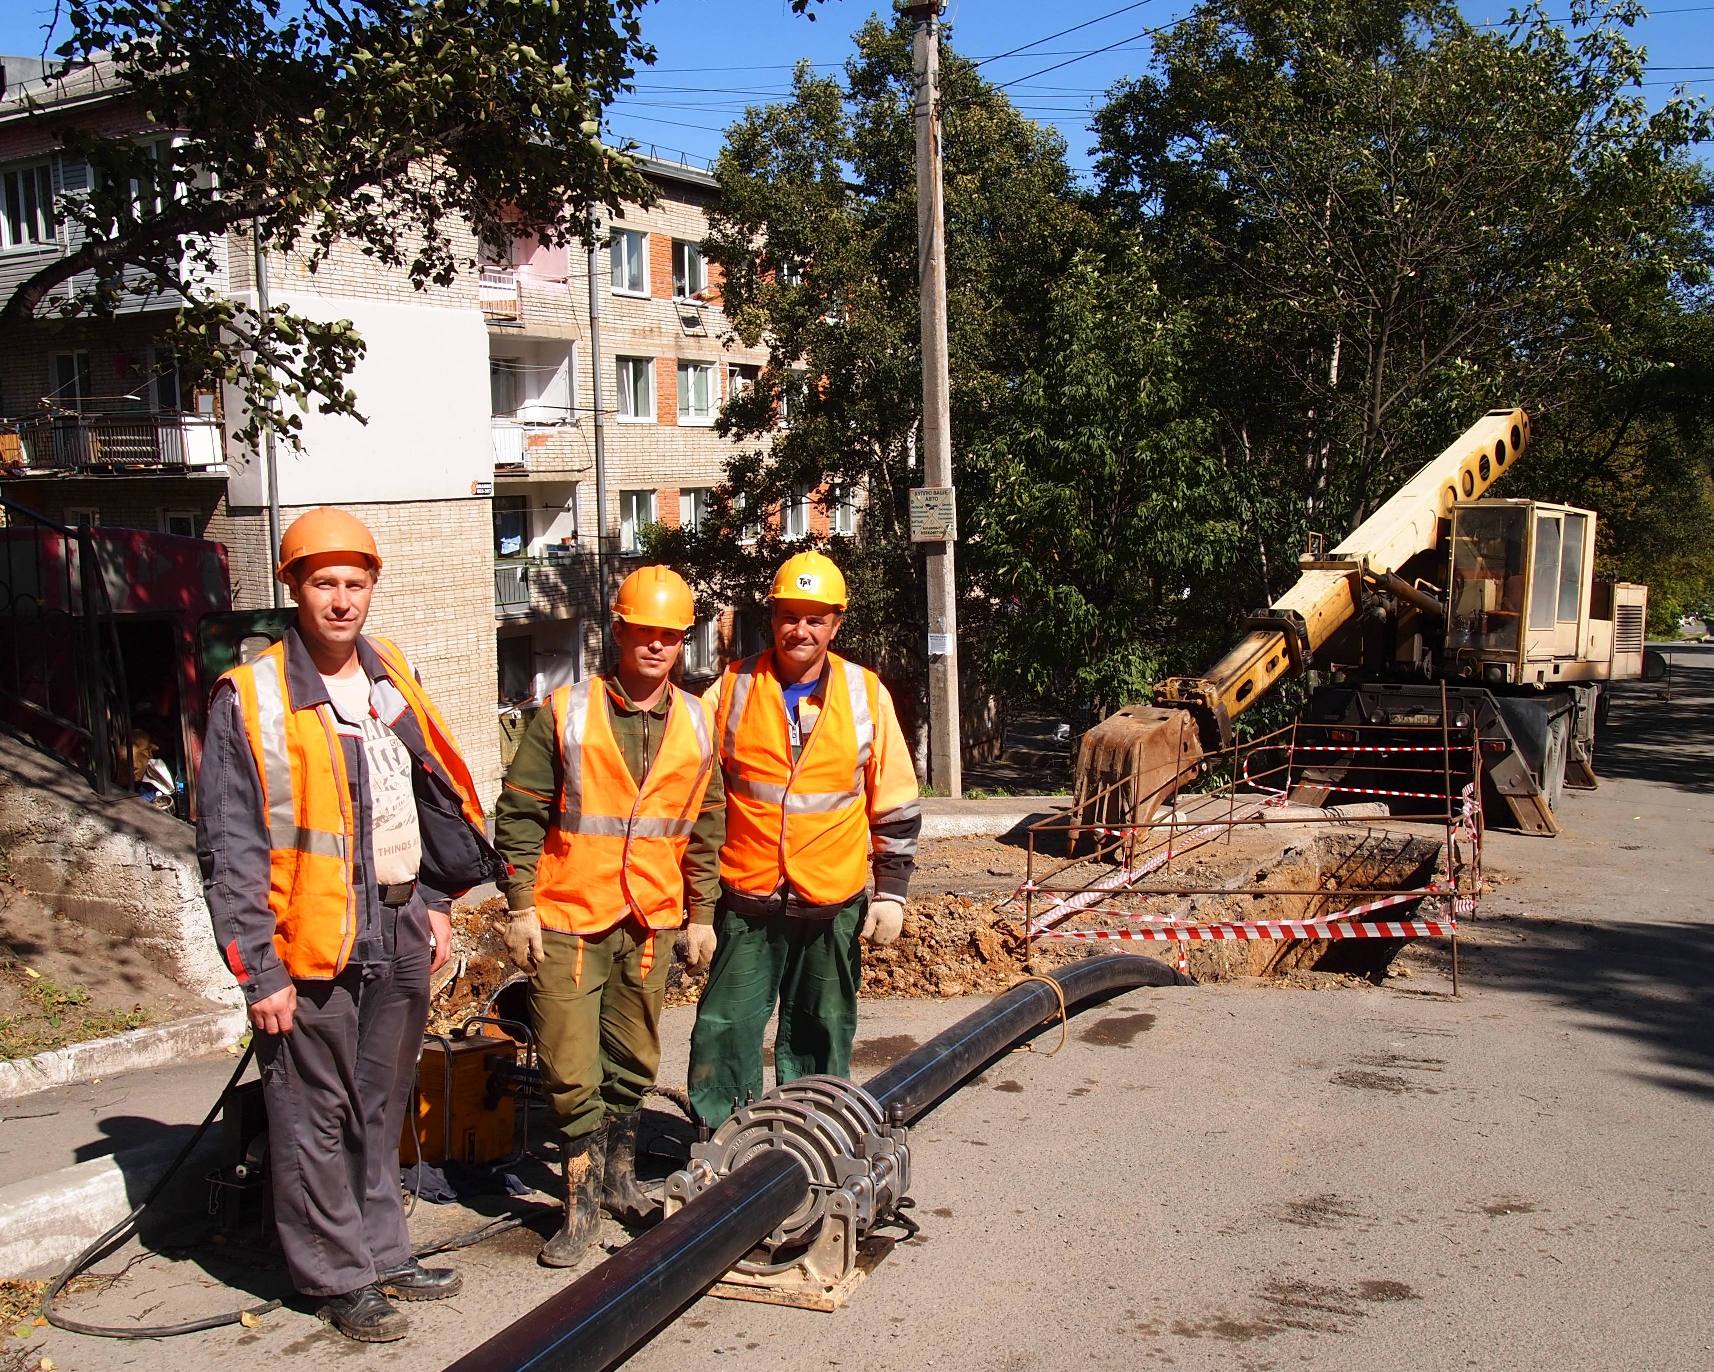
left=504, top=906, right=544, bottom=974
left=861, top=898, right=905, bottom=946
left=681, top=922, right=718, bottom=969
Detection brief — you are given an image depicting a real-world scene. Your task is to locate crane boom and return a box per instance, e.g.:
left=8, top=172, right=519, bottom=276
left=1155, top=408, right=1531, bottom=747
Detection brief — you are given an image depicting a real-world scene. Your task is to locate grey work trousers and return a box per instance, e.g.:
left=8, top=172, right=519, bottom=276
left=256, top=901, right=430, bottom=1297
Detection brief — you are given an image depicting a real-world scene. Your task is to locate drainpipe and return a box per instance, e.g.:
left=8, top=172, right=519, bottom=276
left=252, top=220, right=283, bottom=609
left=446, top=954, right=1182, bottom=1372
left=587, top=213, right=609, bottom=615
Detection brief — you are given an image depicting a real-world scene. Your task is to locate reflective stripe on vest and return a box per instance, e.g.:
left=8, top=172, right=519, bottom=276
left=534, top=678, right=715, bottom=936
left=715, top=651, right=878, bottom=908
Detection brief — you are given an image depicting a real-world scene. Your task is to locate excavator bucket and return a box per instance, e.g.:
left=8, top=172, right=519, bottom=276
left=1070, top=706, right=1205, bottom=855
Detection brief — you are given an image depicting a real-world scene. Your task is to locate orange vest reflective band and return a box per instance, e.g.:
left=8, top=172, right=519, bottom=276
left=534, top=678, right=715, bottom=937
left=227, top=636, right=486, bottom=980
left=713, top=651, right=877, bottom=908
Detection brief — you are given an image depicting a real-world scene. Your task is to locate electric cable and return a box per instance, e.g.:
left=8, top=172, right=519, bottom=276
left=40, top=1041, right=282, bottom=1339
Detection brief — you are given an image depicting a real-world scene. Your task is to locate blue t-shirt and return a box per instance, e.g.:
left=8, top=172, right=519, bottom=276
left=782, top=679, right=816, bottom=738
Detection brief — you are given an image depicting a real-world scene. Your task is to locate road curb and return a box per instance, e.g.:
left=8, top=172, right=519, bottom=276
left=0, top=1125, right=229, bottom=1279
left=0, top=1009, right=247, bottom=1102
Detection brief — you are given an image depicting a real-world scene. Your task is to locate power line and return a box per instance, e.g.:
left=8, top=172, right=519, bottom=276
left=972, top=0, right=1159, bottom=67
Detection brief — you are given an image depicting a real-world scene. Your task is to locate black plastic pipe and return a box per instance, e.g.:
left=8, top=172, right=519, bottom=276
left=442, top=1150, right=807, bottom=1372
left=444, top=955, right=1179, bottom=1372
left=864, top=953, right=1182, bottom=1122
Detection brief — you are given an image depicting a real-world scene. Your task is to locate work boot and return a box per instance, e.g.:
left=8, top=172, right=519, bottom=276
left=540, top=1126, right=606, bottom=1268
left=600, top=1111, right=658, bottom=1226
left=318, top=1284, right=410, bottom=1342
left=376, top=1258, right=463, bottom=1301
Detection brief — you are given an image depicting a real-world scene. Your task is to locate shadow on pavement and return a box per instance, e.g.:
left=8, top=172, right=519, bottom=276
left=1597, top=643, right=1713, bottom=796
left=1461, top=913, right=1714, bottom=1101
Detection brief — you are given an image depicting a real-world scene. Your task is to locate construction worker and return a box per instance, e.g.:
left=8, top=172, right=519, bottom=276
left=196, top=508, right=502, bottom=1342
left=495, top=565, right=724, bottom=1267
left=685, top=551, right=921, bottom=1127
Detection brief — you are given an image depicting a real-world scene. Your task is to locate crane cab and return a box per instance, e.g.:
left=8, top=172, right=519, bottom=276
left=1446, top=499, right=1647, bottom=687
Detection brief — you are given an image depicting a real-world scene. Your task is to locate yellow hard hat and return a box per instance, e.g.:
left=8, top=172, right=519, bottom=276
left=613, top=565, right=696, bottom=631
left=770, top=551, right=847, bottom=610
left=276, top=507, right=381, bottom=581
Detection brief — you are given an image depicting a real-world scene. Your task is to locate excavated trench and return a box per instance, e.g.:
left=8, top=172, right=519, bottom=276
left=1174, top=830, right=1444, bottom=983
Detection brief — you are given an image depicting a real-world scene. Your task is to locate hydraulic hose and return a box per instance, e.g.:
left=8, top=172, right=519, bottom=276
left=445, top=954, right=1183, bottom=1372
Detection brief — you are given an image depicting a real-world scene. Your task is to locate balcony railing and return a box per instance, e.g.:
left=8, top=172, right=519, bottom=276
left=13, top=413, right=224, bottom=472
left=492, top=419, right=525, bottom=469
left=494, top=552, right=598, bottom=622
left=495, top=562, right=531, bottom=618
left=480, top=267, right=521, bottom=321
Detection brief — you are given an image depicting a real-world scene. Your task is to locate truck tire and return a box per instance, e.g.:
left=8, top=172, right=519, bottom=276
left=1542, top=711, right=1570, bottom=814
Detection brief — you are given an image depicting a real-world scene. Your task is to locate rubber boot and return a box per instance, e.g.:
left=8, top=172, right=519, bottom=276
left=540, top=1126, right=605, bottom=1269
left=600, top=1112, right=658, bottom=1227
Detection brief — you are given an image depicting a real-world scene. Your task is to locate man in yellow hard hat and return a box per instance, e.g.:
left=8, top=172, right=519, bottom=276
left=685, top=551, right=920, bottom=1127
left=196, top=507, right=503, bottom=1341
left=494, top=565, right=725, bottom=1265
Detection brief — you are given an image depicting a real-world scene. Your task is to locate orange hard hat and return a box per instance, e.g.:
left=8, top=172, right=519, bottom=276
left=770, top=550, right=846, bottom=610
left=276, top=507, right=382, bottom=581
left=613, top=565, right=695, bottom=631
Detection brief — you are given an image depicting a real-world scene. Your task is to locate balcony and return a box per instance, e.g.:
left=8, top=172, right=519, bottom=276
left=12, top=413, right=225, bottom=473
left=491, top=419, right=525, bottom=470
left=480, top=267, right=521, bottom=322
left=494, top=553, right=598, bottom=622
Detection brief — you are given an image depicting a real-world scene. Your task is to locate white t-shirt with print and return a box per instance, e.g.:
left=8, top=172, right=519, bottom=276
left=321, top=667, right=422, bottom=887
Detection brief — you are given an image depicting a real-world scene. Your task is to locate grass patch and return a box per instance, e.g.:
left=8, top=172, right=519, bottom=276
left=0, top=951, right=150, bottom=1061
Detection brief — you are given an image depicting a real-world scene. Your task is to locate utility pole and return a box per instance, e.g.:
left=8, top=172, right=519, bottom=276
left=903, top=0, right=961, bottom=798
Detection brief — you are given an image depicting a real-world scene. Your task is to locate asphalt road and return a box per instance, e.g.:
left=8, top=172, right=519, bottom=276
left=20, top=646, right=1714, bottom=1371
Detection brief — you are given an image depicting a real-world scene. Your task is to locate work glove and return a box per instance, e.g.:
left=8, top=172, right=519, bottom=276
left=681, top=922, right=718, bottom=970
left=504, top=906, right=544, bottom=974
left=861, top=898, right=906, bottom=947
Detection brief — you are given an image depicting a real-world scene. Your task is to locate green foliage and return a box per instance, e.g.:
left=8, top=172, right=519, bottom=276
left=7, top=0, right=657, bottom=447
left=1093, top=0, right=1714, bottom=580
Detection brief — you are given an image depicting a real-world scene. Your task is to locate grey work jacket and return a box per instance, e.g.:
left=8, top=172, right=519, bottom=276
left=196, top=626, right=503, bottom=1004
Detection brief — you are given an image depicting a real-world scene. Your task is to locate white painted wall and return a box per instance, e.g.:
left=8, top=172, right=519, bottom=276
left=224, top=290, right=491, bottom=506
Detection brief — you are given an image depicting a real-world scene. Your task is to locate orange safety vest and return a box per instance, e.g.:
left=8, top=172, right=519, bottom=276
left=713, top=651, right=879, bottom=909
left=534, top=677, right=716, bottom=937
left=225, top=636, right=488, bottom=981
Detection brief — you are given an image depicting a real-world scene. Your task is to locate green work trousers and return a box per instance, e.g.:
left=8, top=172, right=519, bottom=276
left=531, top=922, right=672, bottom=1141
left=686, top=894, right=866, bottom=1128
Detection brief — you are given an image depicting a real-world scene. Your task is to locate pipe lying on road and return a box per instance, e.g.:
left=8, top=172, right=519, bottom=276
left=445, top=955, right=1183, bottom=1372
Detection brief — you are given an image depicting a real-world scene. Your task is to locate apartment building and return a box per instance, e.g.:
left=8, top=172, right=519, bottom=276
left=484, top=156, right=787, bottom=737
left=0, top=58, right=803, bottom=801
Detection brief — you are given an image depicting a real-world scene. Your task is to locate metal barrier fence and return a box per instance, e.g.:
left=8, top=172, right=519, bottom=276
left=0, top=496, right=129, bottom=795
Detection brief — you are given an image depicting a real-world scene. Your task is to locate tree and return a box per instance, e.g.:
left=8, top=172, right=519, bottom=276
left=6, top=0, right=658, bottom=445
left=1092, top=0, right=1714, bottom=592
left=650, top=14, right=1101, bottom=731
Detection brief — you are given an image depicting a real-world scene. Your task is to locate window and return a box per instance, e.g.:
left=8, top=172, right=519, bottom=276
left=619, top=489, right=657, bottom=554
left=735, top=493, right=761, bottom=544
left=610, top=228, right=647, bottom=295
left=1, top=162, right=54, bottom=250
left=728, top=363, right=760, bottom=398
left=672, top=240, right=706, bottom=299
left=779, top=368, right=806, bottom=426
left=831, top=484, right=858, bottom=537
left=498, top=634, right=534, bottom=705
left=494, top=494, right=527, bottom=559
left=1557, top=512, right=1587, bottom=623
left=679, top=487, right=712, bottom=533
left=149, top=347, right=184, bottom=413
left=682, top=619, right=717, bottom=677
left=784, top=482, right=811, bottom=540
left=775, top=258, right=804, bottom=286
left=64, top=507, right=99, bottom=528
left=677, top=361, right=715, bottom=423
left=1529, top=514, right=1562, bottom=633
left=616, top=355, right=654, bottom=421
left=163, top=510, right=198, bottom=538
left=51, top=352, right=91, bottom=412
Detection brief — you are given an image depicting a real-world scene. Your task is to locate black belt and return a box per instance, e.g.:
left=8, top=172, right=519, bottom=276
left=378, top=880, right=417, bottom=908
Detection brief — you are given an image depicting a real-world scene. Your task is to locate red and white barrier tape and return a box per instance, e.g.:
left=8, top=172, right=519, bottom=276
left=1317, top=782, right=1455, bottom=801
left=1290, top=743, right=1459, bottom=754
left=1025, top=820, right=1230, bottom=935
left=1039, top=917, right=1458, bottom=943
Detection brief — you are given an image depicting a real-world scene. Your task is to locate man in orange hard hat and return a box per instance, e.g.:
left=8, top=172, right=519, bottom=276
left=495, top=565, right=725, bottom=1266
left=196, top=507, right=503, bottom=1342
left=685, top=550, right=921, bottom=1127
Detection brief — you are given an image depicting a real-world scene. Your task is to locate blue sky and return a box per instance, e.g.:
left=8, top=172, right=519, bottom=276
left=3, top=0, right=1711, bottom=177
